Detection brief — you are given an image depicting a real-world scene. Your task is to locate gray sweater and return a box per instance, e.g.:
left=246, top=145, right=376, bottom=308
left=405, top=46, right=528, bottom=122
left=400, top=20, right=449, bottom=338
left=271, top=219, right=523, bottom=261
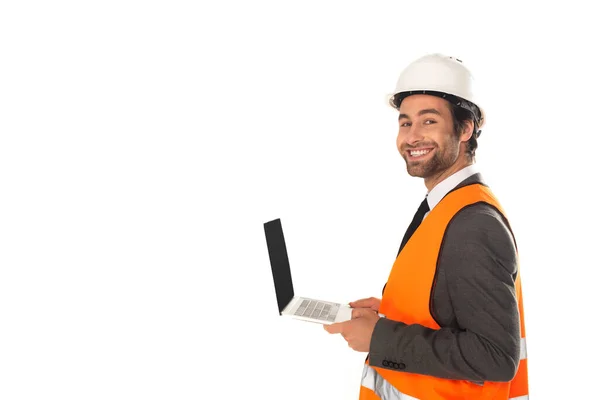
left=368, top=174, right=522, bottom=383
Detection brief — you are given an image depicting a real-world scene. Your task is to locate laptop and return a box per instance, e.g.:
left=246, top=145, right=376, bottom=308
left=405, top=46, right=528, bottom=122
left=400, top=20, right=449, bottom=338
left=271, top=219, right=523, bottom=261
left=263, top=218, right=352, bottom=325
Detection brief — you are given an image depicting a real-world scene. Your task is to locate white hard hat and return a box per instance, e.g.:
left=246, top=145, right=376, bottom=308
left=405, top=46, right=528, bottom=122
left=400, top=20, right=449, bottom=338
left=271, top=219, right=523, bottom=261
left=389, top=53, right=485, bottom=129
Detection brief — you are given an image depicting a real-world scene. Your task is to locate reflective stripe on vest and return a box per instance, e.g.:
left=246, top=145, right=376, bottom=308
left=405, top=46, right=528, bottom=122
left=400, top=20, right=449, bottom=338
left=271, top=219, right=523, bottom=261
left=362, top=364, right=529, bottom=400
left=520, top=337, right=527, bottom=360
left=361, top=365, right=419, bottom=400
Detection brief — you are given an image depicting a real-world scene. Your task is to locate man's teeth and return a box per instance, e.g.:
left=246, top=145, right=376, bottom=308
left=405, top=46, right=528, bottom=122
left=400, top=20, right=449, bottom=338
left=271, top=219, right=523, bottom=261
left=410, top=149, right=431, bottom=156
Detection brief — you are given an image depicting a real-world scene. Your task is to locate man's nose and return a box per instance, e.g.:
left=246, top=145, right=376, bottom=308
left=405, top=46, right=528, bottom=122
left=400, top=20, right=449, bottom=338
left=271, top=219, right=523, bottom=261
left=405, top=124, right=424, bottom=145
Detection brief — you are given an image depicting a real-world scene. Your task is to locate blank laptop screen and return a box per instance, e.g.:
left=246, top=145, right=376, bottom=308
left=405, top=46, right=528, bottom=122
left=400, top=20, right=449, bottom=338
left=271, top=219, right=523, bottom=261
left=264, top=218, right=294, bottom=314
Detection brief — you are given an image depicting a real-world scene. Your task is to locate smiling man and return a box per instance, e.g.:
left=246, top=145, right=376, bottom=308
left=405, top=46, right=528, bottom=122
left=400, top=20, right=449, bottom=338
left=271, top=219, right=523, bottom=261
left=325, top=54, right=529, bottom=400
left=398, top=97, right=471, bottom=188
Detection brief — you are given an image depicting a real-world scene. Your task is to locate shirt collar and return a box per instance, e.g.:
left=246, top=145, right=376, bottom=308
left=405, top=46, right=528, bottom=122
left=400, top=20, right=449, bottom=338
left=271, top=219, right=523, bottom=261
left=426, top=164, right=479, bottom=211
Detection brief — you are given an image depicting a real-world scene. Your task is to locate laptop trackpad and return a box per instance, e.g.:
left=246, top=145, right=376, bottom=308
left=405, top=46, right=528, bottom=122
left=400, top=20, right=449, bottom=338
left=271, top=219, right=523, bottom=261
left=334, top=305, right=352, bottom=323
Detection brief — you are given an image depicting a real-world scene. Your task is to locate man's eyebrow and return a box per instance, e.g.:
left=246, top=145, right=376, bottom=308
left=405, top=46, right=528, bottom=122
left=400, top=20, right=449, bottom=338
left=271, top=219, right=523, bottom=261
left=398, top=108, right=442, bottom=120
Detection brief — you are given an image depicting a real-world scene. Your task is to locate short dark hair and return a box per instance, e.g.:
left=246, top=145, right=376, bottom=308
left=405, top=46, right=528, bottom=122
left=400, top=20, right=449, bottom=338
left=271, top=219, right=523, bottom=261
left=448, top=101, right=481, bottom=160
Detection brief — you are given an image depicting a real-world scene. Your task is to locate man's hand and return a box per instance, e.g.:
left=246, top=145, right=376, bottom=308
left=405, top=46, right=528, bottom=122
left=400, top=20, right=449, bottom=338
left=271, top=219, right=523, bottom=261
left=349, top=297, right=381, bottom=312
left=323, top=308, right=380, bottom=352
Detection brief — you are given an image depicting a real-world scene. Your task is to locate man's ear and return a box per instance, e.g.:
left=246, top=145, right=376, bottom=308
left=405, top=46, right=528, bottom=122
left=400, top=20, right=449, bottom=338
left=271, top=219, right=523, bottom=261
left=460, top=120, right=474, bottom=143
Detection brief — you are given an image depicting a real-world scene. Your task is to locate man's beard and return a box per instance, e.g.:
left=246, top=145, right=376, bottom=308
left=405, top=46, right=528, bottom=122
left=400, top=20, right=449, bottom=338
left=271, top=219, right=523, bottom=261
left=402, top=136, right=460, bottom=178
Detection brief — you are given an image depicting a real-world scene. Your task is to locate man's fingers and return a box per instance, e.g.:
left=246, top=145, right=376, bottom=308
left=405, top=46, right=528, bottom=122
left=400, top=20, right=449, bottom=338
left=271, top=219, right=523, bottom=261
left=349, top=298, right=372, bottom=308
left=324, top=322, right=345, bottom=334
left=349, top=297, right=380, bottom=310
left=352, top=308, right=376, bottom=319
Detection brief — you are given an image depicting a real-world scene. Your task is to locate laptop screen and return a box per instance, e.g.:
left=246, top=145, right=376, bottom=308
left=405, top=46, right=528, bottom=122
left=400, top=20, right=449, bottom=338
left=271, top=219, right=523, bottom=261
left=264, top=218, right=294, bottom=314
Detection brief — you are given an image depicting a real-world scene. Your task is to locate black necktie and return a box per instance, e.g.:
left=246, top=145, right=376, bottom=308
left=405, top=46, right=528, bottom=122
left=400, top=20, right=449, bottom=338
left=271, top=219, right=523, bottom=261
left=397, top=197, right=430, bottom=256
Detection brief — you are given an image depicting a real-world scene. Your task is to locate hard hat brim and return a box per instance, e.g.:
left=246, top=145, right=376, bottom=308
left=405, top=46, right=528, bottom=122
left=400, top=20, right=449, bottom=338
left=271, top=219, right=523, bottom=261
left=389, top=90, right=485, bottom=129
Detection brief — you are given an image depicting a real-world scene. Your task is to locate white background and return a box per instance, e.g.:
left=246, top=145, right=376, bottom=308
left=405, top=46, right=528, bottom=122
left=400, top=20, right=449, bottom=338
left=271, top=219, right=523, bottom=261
left=1, top=1, right=598, bottom=399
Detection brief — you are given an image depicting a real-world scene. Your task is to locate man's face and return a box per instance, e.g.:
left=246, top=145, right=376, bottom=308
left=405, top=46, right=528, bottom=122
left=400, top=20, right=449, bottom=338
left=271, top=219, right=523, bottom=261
left=396, top=94, right=463, bottom=179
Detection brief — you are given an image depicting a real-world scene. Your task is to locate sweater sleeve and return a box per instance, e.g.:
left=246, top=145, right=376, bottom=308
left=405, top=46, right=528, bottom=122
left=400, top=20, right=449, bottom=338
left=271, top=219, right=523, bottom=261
left=368, top=204, right=522, bottom=383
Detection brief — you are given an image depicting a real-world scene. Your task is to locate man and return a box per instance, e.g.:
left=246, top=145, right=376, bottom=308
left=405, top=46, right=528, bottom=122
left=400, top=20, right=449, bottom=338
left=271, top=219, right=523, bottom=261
left=324, top=54, right=529, bottom=400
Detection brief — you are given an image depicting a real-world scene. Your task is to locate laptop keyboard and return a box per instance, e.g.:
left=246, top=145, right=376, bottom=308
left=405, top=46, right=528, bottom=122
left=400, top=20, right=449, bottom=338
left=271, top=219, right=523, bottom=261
left=294, top=299, right=339, bottom=322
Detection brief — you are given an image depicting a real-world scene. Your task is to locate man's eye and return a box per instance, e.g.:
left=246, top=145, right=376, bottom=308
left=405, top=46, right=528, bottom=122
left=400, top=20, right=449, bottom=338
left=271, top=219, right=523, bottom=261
left=400, top=122, right=411, bottom=127
left=424, top=120, right=436, bottom=125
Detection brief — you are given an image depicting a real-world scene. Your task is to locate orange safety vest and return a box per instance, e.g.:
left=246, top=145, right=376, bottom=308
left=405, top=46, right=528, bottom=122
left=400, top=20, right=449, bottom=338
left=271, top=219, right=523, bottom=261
left=359, top=184, right=529, bottom=400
